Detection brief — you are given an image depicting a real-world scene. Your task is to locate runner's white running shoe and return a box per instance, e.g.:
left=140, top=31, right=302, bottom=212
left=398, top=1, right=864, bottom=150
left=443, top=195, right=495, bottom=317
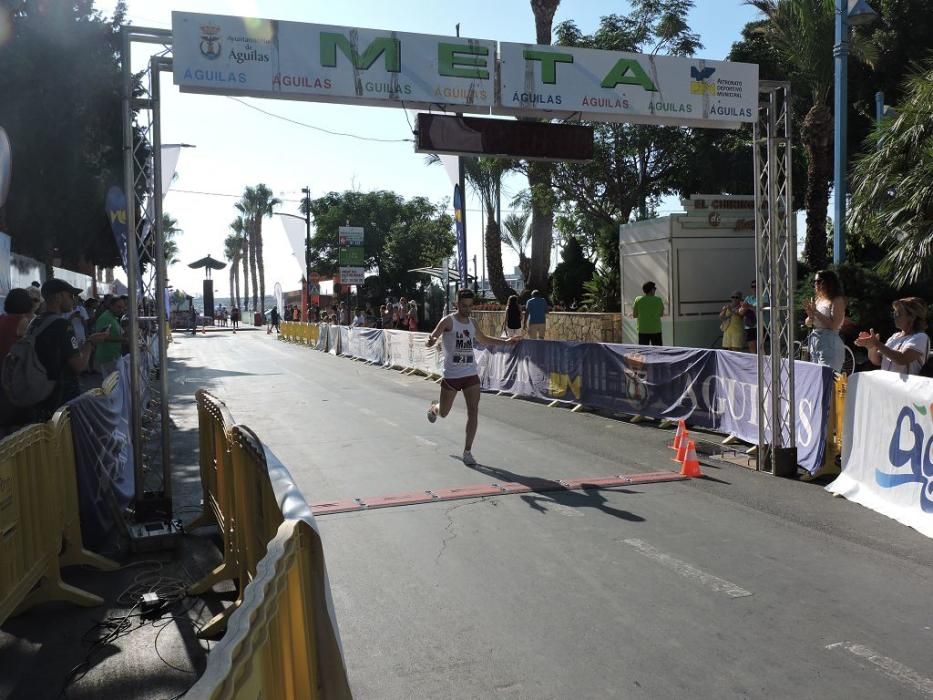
left=462, top=450, right=477, bottom=466
left=427, top=400, right=438, bottom=423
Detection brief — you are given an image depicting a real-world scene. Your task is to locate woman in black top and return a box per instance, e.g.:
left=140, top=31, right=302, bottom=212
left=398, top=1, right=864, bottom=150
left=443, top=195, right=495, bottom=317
left=502, top=295, right=523, bottom=338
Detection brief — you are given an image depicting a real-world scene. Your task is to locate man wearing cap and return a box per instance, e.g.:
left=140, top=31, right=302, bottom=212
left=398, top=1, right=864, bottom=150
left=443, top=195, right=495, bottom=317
left=633, top=281, right=665, bottom=346
left=32, top=280, right=107, bottom=420
left=93, top=294, right=127, bottom=377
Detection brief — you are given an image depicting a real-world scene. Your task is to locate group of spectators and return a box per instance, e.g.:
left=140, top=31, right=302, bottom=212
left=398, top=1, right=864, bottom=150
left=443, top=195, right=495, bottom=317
left=0, top=280, right=129, bottom=432
left=632, top=270, right=931, bottom=377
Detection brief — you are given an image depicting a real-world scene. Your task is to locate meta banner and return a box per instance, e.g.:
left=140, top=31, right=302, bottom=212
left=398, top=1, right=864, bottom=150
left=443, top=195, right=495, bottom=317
left=172, top=12, right=496, bottom=111
left=476, top=342, right=832, bottom=473
left=171, top=12, right=758, bottom=129
left=496, top=42, right=758, bottom=128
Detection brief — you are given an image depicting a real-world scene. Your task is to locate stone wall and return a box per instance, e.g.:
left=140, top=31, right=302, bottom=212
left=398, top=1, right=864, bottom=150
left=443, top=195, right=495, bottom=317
left=472, top=310, right=622, bottom=343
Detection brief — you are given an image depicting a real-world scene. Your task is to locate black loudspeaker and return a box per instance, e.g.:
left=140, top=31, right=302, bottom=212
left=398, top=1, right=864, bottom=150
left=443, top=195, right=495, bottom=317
left=203, top=279, right=215, bottom=318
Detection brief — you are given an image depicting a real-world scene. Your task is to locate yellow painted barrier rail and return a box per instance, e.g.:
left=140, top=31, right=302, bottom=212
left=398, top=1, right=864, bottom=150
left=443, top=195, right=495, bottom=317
left=191, top=391, right=352, bottom=698
left=0, top=410, right=118, bottom=625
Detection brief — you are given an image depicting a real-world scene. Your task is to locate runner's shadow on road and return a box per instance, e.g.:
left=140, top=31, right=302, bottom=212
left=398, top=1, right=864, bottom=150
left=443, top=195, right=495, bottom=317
left=457, top=458, right=646, bottom=523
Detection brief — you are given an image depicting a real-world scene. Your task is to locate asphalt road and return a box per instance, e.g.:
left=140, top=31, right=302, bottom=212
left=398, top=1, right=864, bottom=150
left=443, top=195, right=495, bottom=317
left=169, top=329, right=933, bottom=700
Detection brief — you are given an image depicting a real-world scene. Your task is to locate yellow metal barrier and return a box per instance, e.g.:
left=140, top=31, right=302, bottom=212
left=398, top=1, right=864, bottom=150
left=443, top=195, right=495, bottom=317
left=189, top=390, right=240, bottom=629
left=189, top=393, right=352, bottom=696
left=0, top=413, right=117, bottom=624
left=805, top=373, right=847, bottom=481
left=188, top=519, right=354, bottom=699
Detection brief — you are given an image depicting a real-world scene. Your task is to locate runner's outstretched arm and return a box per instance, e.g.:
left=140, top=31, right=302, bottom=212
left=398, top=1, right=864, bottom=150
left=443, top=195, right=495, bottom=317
left=425, top=316, right=452, bottom=347
left=474, top=326, right=521, bottom=348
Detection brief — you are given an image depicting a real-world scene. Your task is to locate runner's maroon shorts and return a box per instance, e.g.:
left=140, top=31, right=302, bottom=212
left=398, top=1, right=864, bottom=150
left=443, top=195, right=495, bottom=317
left=442, top=375, right=481, bottom=392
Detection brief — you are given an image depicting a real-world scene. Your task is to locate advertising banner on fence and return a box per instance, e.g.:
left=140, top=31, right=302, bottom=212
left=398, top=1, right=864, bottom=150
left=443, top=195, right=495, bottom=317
left=172, top=12, right=496, bottom=112
left=477, top=342, right=832, bottom=473
left=496, top=42, right=758, bottom=128
left=68, top=356, right=136, bottom=546
left=826, top=372, right=933, bottom=539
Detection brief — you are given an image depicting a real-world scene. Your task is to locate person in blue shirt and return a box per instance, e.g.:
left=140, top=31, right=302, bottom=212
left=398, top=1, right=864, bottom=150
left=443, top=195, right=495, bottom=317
left=523, top=289, right=549, bottom=339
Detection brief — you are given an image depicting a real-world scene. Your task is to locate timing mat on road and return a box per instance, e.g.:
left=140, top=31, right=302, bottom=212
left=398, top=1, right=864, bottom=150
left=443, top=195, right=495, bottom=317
left=310, top=471, right=688, bottom=515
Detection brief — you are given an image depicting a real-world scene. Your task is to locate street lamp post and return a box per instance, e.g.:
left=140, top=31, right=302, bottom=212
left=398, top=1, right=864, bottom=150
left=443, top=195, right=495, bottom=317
left=302, top=186, right=311, bottom=319
left=833, top=0, right=878, bottom=265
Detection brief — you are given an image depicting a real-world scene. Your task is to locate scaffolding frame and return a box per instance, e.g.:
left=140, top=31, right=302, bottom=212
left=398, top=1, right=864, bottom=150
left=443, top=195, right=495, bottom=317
left=753, top=81, right=797, bottom=475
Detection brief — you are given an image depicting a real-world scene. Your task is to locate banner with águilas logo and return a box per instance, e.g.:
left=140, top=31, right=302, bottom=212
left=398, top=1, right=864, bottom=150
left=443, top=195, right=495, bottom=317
left=496, top=42, right=758, bottom=129
left=827, top=371, right=933, bottom=539
left=172, top=12, right=495, bottom=112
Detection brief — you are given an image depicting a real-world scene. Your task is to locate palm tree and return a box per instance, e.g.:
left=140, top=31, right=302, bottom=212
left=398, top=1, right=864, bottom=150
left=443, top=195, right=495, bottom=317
left=526, top=0, right=561, bottom=293
left=230, top=216, right=249, bottom=310
left=748, top=0, right=875, bottom=270
left=236, top=184, right=281, bottom=314
left=848, top=64, right=933, bottom=286
left=502, top=207, right=531, bottom=286
left=161, top=212, right=182, bottom=265
left=234, top=200, right=258, bottom=312
left=224, top=231, right=243, bottom=308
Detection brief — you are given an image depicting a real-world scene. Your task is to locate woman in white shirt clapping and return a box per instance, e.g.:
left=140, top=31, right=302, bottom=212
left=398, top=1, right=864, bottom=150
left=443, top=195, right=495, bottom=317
left=855, top=297, right=930, bottom=375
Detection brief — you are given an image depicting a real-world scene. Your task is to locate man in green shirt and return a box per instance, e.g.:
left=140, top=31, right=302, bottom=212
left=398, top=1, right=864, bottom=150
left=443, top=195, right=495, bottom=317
left=632, top=281, right=664, bottom=346
left=93, top=295, right=127, bottom=377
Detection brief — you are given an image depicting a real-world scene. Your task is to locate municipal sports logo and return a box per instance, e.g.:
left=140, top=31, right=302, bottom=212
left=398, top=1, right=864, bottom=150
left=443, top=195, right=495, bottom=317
left=878, top=404, right=933, bottom=512
left=690, top=65, right=717, bottom=96
left=199, top=24, right=222, bottom=60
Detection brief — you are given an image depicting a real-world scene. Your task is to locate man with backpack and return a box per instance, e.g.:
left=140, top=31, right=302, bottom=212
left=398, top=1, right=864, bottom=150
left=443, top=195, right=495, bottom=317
left=2, top=279, right=108, bottom=423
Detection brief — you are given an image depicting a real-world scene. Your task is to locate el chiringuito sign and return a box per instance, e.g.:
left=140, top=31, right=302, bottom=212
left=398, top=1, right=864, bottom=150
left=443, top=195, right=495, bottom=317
left=171, top=12, right=758, bottom=130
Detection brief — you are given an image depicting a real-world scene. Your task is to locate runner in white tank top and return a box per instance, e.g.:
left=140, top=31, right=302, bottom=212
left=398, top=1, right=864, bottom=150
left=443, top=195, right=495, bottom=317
left=425, top=288, right=521, bottom=466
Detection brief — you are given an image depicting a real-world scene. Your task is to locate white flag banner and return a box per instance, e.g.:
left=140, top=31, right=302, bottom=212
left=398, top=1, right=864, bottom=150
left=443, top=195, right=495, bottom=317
left=827, top=371, right=933, bottom=539
left=278, top=216, right=306, bottom=267
left=161, top=145, right=182, bottom=200
left=438, top=154, right=459, bottom=188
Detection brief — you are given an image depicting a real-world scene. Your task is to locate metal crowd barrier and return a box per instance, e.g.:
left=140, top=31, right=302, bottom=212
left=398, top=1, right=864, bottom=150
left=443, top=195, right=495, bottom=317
left=0, top=409, right=119, bottom=625
left=190, top=391, right=351, bottom=698
left=189, top=390, right=239, bottom=636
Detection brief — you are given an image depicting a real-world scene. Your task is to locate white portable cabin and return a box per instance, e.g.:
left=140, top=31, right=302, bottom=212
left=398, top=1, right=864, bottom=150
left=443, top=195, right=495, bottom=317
left=619, top=194, right=757, bottom=349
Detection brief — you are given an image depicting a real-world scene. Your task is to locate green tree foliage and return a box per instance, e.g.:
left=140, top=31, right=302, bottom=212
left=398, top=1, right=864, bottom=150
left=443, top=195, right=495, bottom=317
left=306, top=190, right=454, bottom=302
left=550, top=237, right=595, bottom=307
left=161, top=213, right=181, bottom=266
left=582, top=265, right=621, bottom=312
left=550, top=2, right=702, bottom=271
left=0, top=1, right=129, bottom=268
left=847, top=0, right=933, bottom=163
left=848, top=63, right=933, bottom=287
left=745, top=0, right=877, bottom=271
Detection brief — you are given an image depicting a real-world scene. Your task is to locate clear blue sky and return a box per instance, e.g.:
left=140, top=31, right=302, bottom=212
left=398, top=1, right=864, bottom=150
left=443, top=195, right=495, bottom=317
left=95, top=0, right=762, bottom=299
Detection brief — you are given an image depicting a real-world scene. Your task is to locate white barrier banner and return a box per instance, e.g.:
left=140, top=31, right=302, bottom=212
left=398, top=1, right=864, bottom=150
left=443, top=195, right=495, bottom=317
left=827, top=371, right=933, bottom=539
left=328, top=325, right=341, bottom=355
left=383, top=330, right=442, bottom=374
left=346, top=328, right=386, bottom=364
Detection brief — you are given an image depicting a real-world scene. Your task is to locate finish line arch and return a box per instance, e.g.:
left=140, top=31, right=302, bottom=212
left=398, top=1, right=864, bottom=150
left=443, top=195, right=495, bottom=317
left=120, top=16, right=796, bottom=499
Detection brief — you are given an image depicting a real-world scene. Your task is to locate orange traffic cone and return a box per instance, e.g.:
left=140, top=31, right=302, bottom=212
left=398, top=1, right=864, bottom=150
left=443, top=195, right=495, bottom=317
left=669, top=420, right=687, bottom=450
left=680, top=440, right=703, bottom=478
left=673, top=436, right=689, bottom=464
